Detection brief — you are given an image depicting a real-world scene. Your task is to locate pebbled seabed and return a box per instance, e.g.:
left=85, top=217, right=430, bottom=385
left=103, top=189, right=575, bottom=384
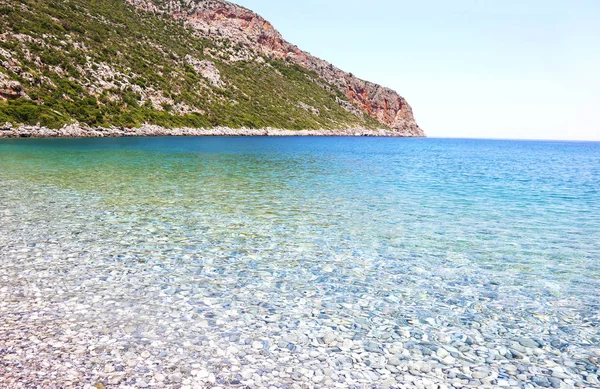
left=1, top=137, right=599, bottom=389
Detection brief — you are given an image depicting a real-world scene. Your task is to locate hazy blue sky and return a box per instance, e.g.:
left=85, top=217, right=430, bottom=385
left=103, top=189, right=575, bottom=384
left=233, top=0, right=599, bottom=140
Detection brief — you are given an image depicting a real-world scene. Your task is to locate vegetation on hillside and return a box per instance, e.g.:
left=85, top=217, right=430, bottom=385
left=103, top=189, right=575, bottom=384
left=0, top=0, right=383, bottom=130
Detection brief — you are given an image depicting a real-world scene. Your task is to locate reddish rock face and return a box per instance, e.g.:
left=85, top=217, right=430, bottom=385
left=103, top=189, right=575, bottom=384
left=128, top=0, right=424, bottom=136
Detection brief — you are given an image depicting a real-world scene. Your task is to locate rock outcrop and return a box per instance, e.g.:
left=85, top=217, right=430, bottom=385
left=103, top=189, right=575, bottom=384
left=0, top=78, right=26, bottom=100
left=185, top=56, right=224, bottom=88
left=127, top=0, right=424, bottom=136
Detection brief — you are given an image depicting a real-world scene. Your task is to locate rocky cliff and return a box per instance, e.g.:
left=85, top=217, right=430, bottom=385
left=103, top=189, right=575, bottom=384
left=0, top=0, right=423, bottom=136
left=127, top=0, right=424, bottom=136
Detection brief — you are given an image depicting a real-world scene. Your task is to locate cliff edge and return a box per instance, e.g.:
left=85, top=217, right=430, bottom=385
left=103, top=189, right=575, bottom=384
left=128, top=0, right=424, bottom=136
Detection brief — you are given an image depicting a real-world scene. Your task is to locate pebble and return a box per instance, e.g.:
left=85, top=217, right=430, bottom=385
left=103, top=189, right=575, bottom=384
left=518, top=338, right=539, bottom=348
left=587, top=375, right=600, bottom=385
left=471, top=369, right=490, bottom=379
left=509, top=349, right=525, bottom=360
left=437, top=348, right=449, bottom=359
left=364, top=340, right=384, bottom=354
left=322, top=332, right=336, bottom=345
left=196, top=369, right=209, bottom=379
left=441, top=356, right=456, bottom=365
left=548, top=377, right=562, bottom=388
left=387, top=355, right=402, bottom=366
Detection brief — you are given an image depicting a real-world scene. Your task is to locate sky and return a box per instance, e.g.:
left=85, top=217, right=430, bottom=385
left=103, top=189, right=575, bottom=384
left=233, top=0, right=600, bottom=140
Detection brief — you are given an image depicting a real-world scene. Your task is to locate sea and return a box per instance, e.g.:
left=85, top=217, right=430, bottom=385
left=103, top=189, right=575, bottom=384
left=1, top=137, right=599, bottom=388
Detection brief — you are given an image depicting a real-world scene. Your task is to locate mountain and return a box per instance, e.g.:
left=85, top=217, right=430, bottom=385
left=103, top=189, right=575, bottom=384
left=0, top=0, right=424, bottom=136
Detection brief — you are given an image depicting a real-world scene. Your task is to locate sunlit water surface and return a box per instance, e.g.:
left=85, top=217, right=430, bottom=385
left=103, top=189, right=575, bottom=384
left=1, top=137, right=599, bottom=388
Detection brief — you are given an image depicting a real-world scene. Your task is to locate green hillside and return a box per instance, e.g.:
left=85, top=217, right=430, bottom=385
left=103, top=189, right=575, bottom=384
left=0, top=0, right=383, bottom=130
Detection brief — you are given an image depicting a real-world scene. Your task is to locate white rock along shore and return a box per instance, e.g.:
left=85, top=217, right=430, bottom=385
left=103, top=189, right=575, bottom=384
left=0, top=123, right=420, bottom=138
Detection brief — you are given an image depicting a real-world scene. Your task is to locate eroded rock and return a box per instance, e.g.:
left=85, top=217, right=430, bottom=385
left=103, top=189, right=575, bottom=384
left=0, top=79, right=25, bottom=99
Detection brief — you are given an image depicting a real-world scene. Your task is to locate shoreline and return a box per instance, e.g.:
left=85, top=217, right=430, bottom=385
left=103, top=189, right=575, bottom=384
left=0, top=123, right=423, bottom=139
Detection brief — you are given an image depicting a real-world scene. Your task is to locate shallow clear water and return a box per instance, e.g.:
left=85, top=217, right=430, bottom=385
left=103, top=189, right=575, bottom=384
left=1, top=137, right=599, bottom=388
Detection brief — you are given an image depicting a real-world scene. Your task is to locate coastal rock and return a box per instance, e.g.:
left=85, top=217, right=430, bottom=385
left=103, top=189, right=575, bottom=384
left=0, top=123, right=413, bottom=138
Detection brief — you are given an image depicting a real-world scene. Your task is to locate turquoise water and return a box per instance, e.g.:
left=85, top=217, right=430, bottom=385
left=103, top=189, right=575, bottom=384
left=1, top=137, right=599, bottom=388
